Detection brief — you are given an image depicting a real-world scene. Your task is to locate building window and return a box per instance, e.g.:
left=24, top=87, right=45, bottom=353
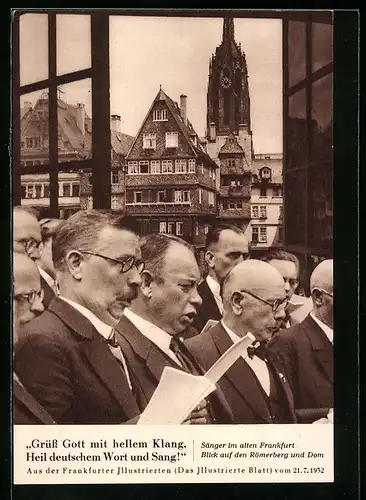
left=259, top=227, right=267, bottom=243
left=208, top=191, right=215, bottom=206
left=159, top=221, right=167, bottom=233
left=260, top=206, right=267, bottom=218
left=62, top=183, right=71, bottom=197
left=158, top=190, right=166, bottom=202
left=252, top=227, right=259, bottom=242
left=278, top=227, right=283, bottom=242
left=279, top=205, right=283, bottom=218
left=26, top=138, right=33, bottom=148
left=111, top=196, right=119, bottom=209
left=260, top=186, right=267, bottom=197
left=111, top=172, right=119, bottom=184
left=34, top=184, right=42, bottom=198
left=273, top=186, right=282, bottom=197
left=167, top=222, right=175, bottom=235
left=252, top=205, right=259, bottom=218
left=165, top=132, right=178, bottom=148
left=195, top=225, right=199, bottom=236
left=162, top=160, right=173, bottom=173
left=153, top=109, right=168, bottom=121
left=128, top=161, right=139, bottom=174
left=175, top=159, right=187, bottom=174
left=139, top=161, right=149, bottom=174
left=134, top=191, right=142, bottom=203
left=150, top=160, right=161, bottom=174
left=228, top=159, right=235, bottom=167
left=204, top=225, right=209, bottom=235
left=143, top=134, right=156, bottom=150
left=236, top=200, right=243, bottom=208
left=188, top=159, right=196, bottom=173
left=261, top=167, right=271, bottom=179
left=174, top=190, right=190, bottom=203
left=176, top=222, right=183, bottom=236
left=198, top=188, right=202, bottom=204
left=72, top=184, right=80, bottom=197
left=21, top=185, right=26, bottom=198
left=44, top=184, right=49, bottom=197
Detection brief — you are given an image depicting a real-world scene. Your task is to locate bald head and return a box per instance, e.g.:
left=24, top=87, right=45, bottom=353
left=13, top=207, right=42, bottom=260
left=222, top=259, right=285, bottom=304
left=310, top=259, right=333, bottom=294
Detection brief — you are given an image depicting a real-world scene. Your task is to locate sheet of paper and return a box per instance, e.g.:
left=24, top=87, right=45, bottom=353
left=138, top=368, right=215, bottom=425
left=205, top=332, right=255, bottom=384
left=200, top=319, right=219, bottom=335
left=290, top=297, right=312, bottom=323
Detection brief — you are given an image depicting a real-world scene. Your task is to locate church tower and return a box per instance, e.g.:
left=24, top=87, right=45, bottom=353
left=205, top=17, right=253, bottom=231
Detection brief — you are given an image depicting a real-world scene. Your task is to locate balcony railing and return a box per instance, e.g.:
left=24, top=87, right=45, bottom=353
left=126, top=201, right=191, bottom=207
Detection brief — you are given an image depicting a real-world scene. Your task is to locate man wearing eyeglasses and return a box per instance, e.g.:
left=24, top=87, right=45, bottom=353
left=13, top=253, right=55, bottom=424
left=14, top=210, right=143, bottom=424
left=269, top=259, right=333, bottom=423
left=186, top=259, right=297, bottom=424
left=13, top=207, right=43, bottom=262
left=38, top=218, right=62, bottom=307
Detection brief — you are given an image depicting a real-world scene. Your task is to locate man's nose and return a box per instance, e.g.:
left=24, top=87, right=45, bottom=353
left=28, top=247, right=41, bottom=261
left=128, top=267, right=142, bottom=286
left=190, top=288, right=203, bottom=308
left=32, top=297, right=45, bottom=315
left=284, top=280, right=291, bottom=292
left=274, top=305, right=287, bottom=321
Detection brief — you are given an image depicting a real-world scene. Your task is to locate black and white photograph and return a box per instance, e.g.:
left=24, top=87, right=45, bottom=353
left=11, top=9, right=339, bottom=485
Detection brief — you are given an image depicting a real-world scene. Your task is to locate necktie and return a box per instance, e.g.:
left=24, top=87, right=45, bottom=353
left=106, top=329, right=134, bottom=392
left=247, top=341, right=269, bottom=361
left=169, top=336, right=198, bottom=374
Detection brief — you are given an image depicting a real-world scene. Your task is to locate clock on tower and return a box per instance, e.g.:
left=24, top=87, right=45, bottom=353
left=220, top=66, right=232, bottom=89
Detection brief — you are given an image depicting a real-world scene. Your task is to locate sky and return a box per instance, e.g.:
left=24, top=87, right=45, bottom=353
left=19, top=14, right=283, bottom=154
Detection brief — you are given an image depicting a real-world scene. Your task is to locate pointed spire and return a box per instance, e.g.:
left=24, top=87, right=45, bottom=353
left=222, top=17, right=235, bottom=42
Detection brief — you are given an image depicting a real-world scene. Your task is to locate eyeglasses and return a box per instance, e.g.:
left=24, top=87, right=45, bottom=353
left=239, top=289, right=287, bottom=312
left=312, top=287, right=333, bottom=298
left=77, top=250, right=145, bottom=274
left=14, top=288, right=44, bottom=304
left=15, top=238, right=43, bottom=257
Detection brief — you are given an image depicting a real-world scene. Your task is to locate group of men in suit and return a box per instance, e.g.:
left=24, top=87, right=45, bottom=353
left=12, top=208, right=333, bottom=426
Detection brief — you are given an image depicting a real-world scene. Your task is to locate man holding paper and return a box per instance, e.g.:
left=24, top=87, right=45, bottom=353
left=114, top=233, right=234, bottom=424
left=187, top=260, right=297, bottom=424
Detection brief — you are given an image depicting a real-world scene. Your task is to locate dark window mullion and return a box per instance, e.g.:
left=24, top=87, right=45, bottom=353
left=48, top=12, right=58, bottom=217
left=12, top=12, right=21, bottom=206
left=20, top=68, right=92, bottom=96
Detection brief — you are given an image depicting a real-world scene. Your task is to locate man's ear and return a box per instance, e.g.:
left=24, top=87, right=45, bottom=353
left=64, top=250, right=84, bottom=280
left=231, top=290, right=244, bottom=316
left=311, top=288, right=324, bottom=307
left=205, top=250, right=215, bottom=269
left=140, top=270, right=154, bottom=298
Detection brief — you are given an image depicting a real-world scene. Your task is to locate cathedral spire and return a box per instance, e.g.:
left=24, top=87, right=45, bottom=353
left=222, top=17, right=235, bottom=42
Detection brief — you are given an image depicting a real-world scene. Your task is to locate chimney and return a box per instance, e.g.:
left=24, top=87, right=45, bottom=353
left=75, top=103, right=85, bottom=135
left=180, top=94, right=187, bottom=125
left=111, top=114, right=121, bottom=134
left=209, top=122, right=216, bottom=141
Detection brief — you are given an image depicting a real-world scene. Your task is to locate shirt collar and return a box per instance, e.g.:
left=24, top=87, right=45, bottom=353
left=206, top=275, right=221, bottom=298
left=310, top=312, right=333, bottom=344
left=124, top=308, right=172, bottom=353
left=221, top=320, right=241, bottom=345
left=58, top=296, right=113, bottom=340
left=38, top=267, right=55, bottom=288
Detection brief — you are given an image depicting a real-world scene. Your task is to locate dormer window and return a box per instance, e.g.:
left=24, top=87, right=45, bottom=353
left=261, top=167, right=271, bottom=179
left=153, top=109, right=168, bottom=121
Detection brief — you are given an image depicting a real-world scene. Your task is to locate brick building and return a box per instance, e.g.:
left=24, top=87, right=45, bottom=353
left=124, top=87, right=219, bottom=251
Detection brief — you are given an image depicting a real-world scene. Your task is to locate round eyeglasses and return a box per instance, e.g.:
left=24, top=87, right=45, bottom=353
left=239, top=289, right=287, bottom=312
left=15, top=238, right=43, bottom=258
left=14, top=288, right=44, bottom=305
left=77, top=250, right=145, bottom=274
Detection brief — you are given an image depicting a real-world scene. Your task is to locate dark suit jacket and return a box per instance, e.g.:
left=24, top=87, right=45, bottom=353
left=193, top=280, right=222, bottom=334
left=14, top=297, right=140, bottom=424
left=40, top=275, right=56, bottom=308
left=114, top=314, right=234, bottom=424
left=269, top=314, right=333, bottom=420
left=186, top=323, right=297, bottom=424
left=13, top=374, right=56, bottom=424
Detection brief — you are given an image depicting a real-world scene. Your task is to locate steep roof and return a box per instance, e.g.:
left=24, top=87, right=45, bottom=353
left=126, top=87, right=218, bottom=168
left=219, top=133, right=244, bottom=155
left=111, top=130, right=134, bottom=156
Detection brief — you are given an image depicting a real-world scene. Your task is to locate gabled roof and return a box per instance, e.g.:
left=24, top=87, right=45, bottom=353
left=219, top=133, right=244, bottom=155
left=126, top=87, right=218, bottom=168
left=111, top=130, right=134, bottom=157
left=57, top=99, right=92, bottom=152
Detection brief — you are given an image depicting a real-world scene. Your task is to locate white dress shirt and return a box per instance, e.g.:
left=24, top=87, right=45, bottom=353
left=206, top=275, right=223, bottom=314
left=124, top=308, right=182, bottom=367
left=59, top=296, right=133, bottom=390
left=221, top=321, right=270, bottom=397
left=38, top=267, right=58, bottom=294
left=310, top=312, right=334, bottom=344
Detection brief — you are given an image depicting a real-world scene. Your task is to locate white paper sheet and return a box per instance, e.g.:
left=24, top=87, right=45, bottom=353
left=138, top=332, right=255, bottom=425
